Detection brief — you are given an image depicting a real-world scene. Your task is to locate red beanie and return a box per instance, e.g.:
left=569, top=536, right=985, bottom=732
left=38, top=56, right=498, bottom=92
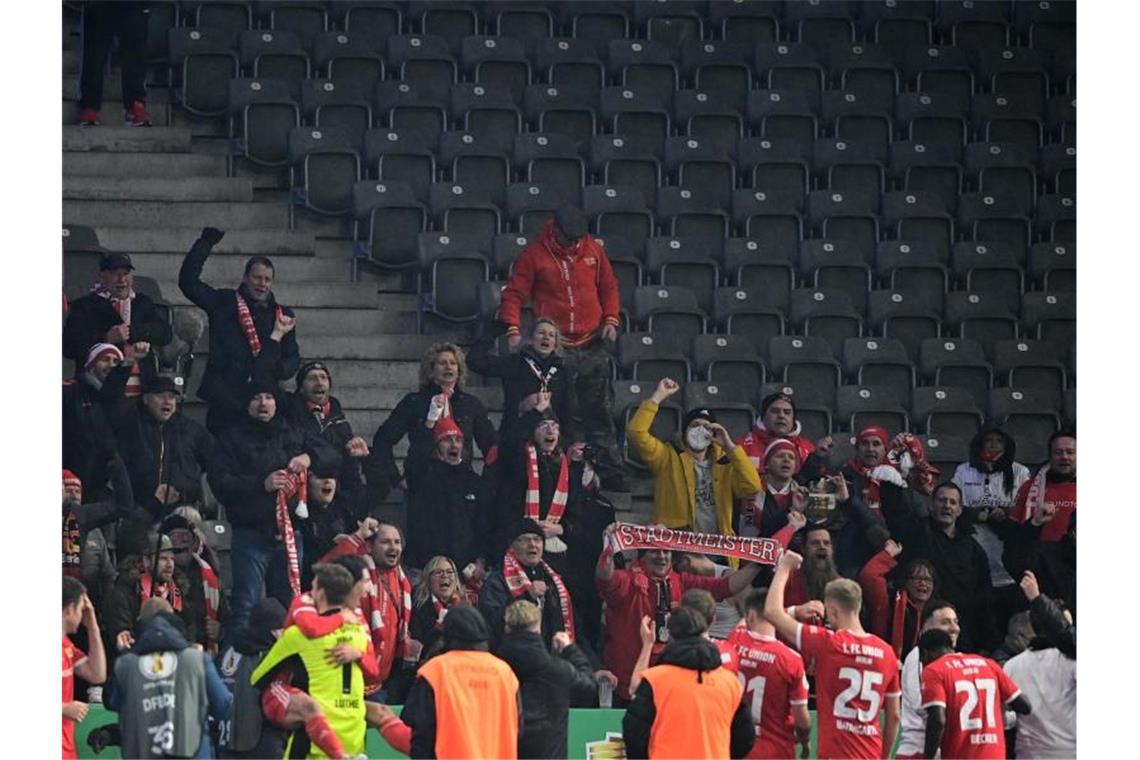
left=84, top=342, right=124, bottom=370
left=433, top=417, right=464, bottom=443
left=62, top=469, right=82, bottom=489
left=858, top=426, right=890, bottom=447
left=764, top=438, right=799, bottom=466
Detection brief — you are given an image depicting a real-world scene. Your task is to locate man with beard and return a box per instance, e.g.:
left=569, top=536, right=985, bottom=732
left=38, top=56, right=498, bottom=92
left=112, top=374, right=213, bottom=519
left=858, top=540, right=937, bottom=660
left=881, top=481, right=997, bottom=652
left=479, top=519, right=579, bottom=652
left=103, top=534, right=187, bottom=657
left=285, top=361, right=370, bottom=516
left=629, top=378, right=762, bottom=538
left=780, top=525, right=841, bottom=608
left=368, top=342, right=497, bottom=506
left=64, top=252, right=173, bottom=397
left=160, top=513, right=228, bottom=652
left=208, top=361, right=341, bottom=644
left=320, top=521, right=414, bottom=691
left=1011, top=430, right=1076, bottom=541
left=894, top=600, right=962, bottom=760
left=178, top=227, right=300, bottom=434
left=595, top=523, right=771, bottom=706
left=737, top=392, right=831, bottom=479
left=403, top=417, right=488, bottom=574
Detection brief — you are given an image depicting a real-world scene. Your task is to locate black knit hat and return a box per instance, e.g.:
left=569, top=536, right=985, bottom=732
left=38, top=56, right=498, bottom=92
left=295, top=360, right=332, bottom=390
left=442, top=604, right=490, bottom=644
left=554, top=205, right=588, bottom=240
left=760, top=391, right=797, bottom=417
left=512, top=518, right=545, bottom=542
left=244, top=378, right=279, bottom=403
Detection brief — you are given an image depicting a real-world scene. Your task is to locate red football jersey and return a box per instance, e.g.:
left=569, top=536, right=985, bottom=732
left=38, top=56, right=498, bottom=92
left=715, top=635, right=741, bottom=673
left=797, top=624, right=901, bottom=760
left=62, top=635, right=87, bottom=760
left=726, top=628, right=810, bottom=760
left=920, top=652, right=1022, bottom=759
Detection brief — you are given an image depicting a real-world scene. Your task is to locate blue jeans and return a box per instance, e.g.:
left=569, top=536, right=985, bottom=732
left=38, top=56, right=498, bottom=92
left=224, top=528, right=304, bottom=650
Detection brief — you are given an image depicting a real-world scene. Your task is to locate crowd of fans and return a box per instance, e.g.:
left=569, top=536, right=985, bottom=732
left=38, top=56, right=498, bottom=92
left=62, top=211, right=1075, bottom=758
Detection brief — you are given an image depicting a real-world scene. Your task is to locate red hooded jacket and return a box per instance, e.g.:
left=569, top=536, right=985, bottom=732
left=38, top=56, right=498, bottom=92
left=499, top=220, right=621, bottom=348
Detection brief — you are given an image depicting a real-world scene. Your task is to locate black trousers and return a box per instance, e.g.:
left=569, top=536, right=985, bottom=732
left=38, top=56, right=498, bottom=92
left=79, top=1, right=148, bottom=109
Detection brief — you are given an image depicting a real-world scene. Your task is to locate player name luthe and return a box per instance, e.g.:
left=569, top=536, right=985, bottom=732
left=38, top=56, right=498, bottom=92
left=334, top=697, right=360, bottom=709
left=839, top=642, right=885, bottom=658
left=835, top=720, right=880, bottom=736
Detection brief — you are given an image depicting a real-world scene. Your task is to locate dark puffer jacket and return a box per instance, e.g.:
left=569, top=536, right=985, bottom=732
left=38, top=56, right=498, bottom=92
left=62, top=364, right=133, bottom=498
left=404, top=457, right=489, bottom=571
left=207, top=414, right=340, bottom=534
left=111, top=403, right=213, bottom=518
left=178, top=233, right=299, bottom=416
left=283, top=392, right=366, bottom=518
left=496, top=630, right=598, bottom=759
left=63, top=290, right=173, bottom=365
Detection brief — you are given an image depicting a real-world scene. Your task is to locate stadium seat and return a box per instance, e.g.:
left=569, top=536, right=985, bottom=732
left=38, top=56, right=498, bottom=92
left=618, top=332, right=691, bottom=383
left=904, top=45, right=973, bottom=104
left=590, top=135, right=662, bottom=210
left=867, top=290, right=942, bottom=362
left=265, top=1, right=327, bottom=47
left=288, top=126, right=360, bottom=225
left=644, top=237, right=720, bottom=315
left=238, top=30, right=307, bottom=84
left=950, top=244, right=1024, bottom=314
left=564, top=1, right=630, bottom=43
left=192, top=1, right=253, bottom=32
left=415, top=231, right=490, bottom=328
left=714, top=285, right=786, bottom=359
left=523, top=85, right=597, bottom=146
left=302, top=80, right=371, bottom=153
left=823, top=91, right=894, bottom=158
left=836, top=384, right=910, bottom=434
left=583, top=184, right=654, bottom=251
left=1036, top=194, right=1076, bottom=243
left=1046, top=94, right=1077, bottom=145
left=600, top=87, right=673, bottom=159
left=506, top=183, right=578, bottom=236
left=827, top=43, right=900, bottom=113
left=709, top=1, right=780, bottom=44
left=740, top=137, right=811, bottom=212
left=352, top=179, right=427, bottom=271
left=690, top=335, right=766, bottom=390
left=493, top=3, right=554, bottom=39
left=888, top=140, right=964, bottom=211
left=911, top=385, right=984, bottom=438
left=918, top=336, right=994, bottom=411
left=635, top=0, right=704, bottom=45
left=1028, top=241, right=1075, bottom=292
left=438, top=131, right=510, bottom=206
left=977, top=47, right=1050, bottom=115
left=768, top=335, right=842, bottom=408
left=364, top=129, right=435, bottom=203
left=807, top=191, right=880, bottom=265
left=841, top=337, right=915, bottom=407
left=790, top=288, right=863, bottom=361
left=169, top=27, right=240, bottom=117
left=450, top=83, right=521, bottom=156
left=875, top=240, right=948, bottom=313
left=1063, top=387, right=1076, bottom=430
left=512, top=133, right=584, bottom=201
left=957, top=192, right=1033, bottom=259
left=632, top=285, right=706, bottom=351
left=386, top=34, right=457, bottom=104
left=799, top=240, right=872, bottom=316
left=945, top=291, right=1019, bottom=362
left=681, top=41, right=754, bottom=97
left=656, top=187, right=731, bottom=243
left=992, top=339, right=1067, bottom=408
left=988, top=388, right=1061, bottom=450
left=882, top=191, right=955, bottom=265
left=227, top=77, right=299, bottom=168
left=664, top=137, right=736, bottom=210
left=461, top=36, right=531, bottom=104
left=1021, top=292, right=1076, bottom=352
left=533, top=38, right=605, bottom=99
left=428, top=182, right=502, bottom=245
left=312, top=33, right=386, bottom=101
left=341, top=2, right=401, bottom=52
left=747, top=90, right=819, bottom=155
left=895, top=91, right=968, bottom=153
left=607, top=39, right=678, bottom=93
left=490, top=232, right=529, bottom=279
left=682, top=382, right=757, bottom=439
left=673, top=89, right=745, bottom=154
left=412, top=2, right=478, bottom=57
left=920, top=433, right=970, bottom=477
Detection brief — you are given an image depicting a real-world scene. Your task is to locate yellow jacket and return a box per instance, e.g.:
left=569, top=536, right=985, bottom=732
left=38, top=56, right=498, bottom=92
left=627, top=400, right=763, bottom=536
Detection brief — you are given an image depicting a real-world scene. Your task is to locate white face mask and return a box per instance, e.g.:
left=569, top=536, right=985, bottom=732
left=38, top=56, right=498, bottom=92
left=686, top=425, right=712, bottom=452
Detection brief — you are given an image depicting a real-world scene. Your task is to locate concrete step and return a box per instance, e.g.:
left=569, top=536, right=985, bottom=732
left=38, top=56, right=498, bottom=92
left=64, top=152, right=227, bottom=179
left=63, top=99, right=172, bottom=129
left=185, top=324, right=434, bottom=355
left=331, top=384, right=505, bottom=411
left=63, top=48, right=81, bottom=75
left=63, top=176, right=254, bottom=202
left=63, top=125, right=192, bottom=153
left=116, top=252, right=347, bottom=282
left=91, top=227, right=316, bottom=256
left=62, top=76, right=172, bottom=103
left=181, top=356, right=422, bottom=394
left=170, top=305, right=419, bottom=338
left=64, top=200, right=288, bottom=229
left=154, top=280, right=380, bottom=308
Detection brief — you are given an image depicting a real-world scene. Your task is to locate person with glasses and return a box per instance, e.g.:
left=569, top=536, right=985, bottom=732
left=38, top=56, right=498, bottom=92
left=409, top=557, right=467, bottom=662
left=858, top=539, right=938, bottom=660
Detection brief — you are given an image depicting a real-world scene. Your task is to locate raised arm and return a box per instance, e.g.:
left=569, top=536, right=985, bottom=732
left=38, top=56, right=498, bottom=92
left=626, top=379, right=680, bottom=473
left=763, top=551, right=805, bottom=645
left=73, top=595, right=107, bottom=685
left=857, top=542, right=901, bottom=641
left=178, top=227, right=227, bottom=312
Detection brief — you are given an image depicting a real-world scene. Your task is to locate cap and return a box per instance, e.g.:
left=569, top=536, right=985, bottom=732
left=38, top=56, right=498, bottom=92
left=295, top=361, right=332, bottom=390
left=143, top=375, right=184, bottom=396
left=554, top=205, right=588, bottom=240
left=442, top=604, right=490, bottom=644
left=433, top=417, right=465, bottom=443
left=99, top=252, right=135, bottom=271
left=683, top=407, right=717, bottom=429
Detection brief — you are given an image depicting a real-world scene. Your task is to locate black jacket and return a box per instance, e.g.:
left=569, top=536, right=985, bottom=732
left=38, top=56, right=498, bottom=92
left=467, top=336, right=578, bottom=441
left=880, top=482, right=998, bottom=652
left=478, top=566, right=568, bottom=653
left=368, top=383, right=497, bottom=489
left=111, top=403, right=213, bottom=518
left=283, top=392, right=367, bottom=519
left=63, top=290, right=173, bottom=365
left=998, top=518, right=1076, bottom=617
left=207, top=413, right=341, bottom=534
left=297, top=495, right=358, bottom=584
left=622, top=636, right=755, bottom=760
left=178, top=235, right=299, bottom=415
left=104, top=564, right=204, bottom=653
left=62, top=365, right=133, bottom=497
left=496, top=631, right=598, bottom=759
left=404, top=457, right=489, bottom=571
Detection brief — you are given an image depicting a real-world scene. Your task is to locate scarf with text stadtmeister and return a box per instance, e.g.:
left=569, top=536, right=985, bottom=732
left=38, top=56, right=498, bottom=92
left=610, top=522, right=784, bottom=566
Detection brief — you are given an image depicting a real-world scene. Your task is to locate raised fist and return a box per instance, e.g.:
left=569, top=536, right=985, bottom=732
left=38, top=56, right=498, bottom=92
left=200, top=227, right=225, bottom=246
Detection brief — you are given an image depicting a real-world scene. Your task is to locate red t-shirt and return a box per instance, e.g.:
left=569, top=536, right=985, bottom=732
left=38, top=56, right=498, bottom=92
left=725, top=628, right=810, bottom=760
left=715, top=636, right=740, bottom=673
left=797, top=625, right=901, bottom=760
left=62, top=635, right=87, bottom=760
left=1012, top=477, right=1076, bottom=541
left=920, top=652, right=1022, bottom=759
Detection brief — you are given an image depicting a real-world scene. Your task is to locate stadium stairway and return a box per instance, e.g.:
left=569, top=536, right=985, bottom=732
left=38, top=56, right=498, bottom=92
left=60, top=11, right=643, bottom=523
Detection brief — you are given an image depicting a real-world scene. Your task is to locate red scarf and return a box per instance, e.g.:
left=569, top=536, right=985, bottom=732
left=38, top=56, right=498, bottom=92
left=889, top=433, right=941, bottom=496
left=463, top=577, right=483, bottom=605
left=274, top=470, right=307, bottom=600
left=194, top=551, right=221, bottom=654
left=139, top=569, right=183, bottom=612
left=846, top=455, right=887, bottom=509
left=431, top=593, right=462, bottom=631
left=235, top=293, right=281, bottom=357
left=525, top=443, right=569, bottom=523
left=306, top=400, right=332, bottom=420
left=370, top=564, right=413, bottom=656
left=502, top=550, right=575, bottom=642
left=1022, top=465, right=1050, bottom=523
left=63, top=511, right=82, bottom=576
left=93, top=283, right=142, bottom=396
left=889, top=590, right=921, bottom=659
left=426, top=384, right=455, bottom=427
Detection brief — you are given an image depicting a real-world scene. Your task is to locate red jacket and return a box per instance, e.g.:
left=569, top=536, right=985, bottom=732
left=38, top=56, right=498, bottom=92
left=1011, top=473, right=1076, bottom=542
left=499, top=220, right=621, bottom=348
left=737, top=422, right=817, bottom=476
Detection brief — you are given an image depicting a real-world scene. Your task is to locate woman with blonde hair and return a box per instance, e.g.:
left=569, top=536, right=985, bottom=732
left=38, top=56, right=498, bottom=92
left=409, top=556, right=466, bottom=662
left=368, top=341, right=497, bottom=499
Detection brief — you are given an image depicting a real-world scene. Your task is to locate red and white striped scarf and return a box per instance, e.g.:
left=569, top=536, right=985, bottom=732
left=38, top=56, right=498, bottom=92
left=431, top=593, right=462, bottom=631
left=522, top=355, right=558, bottom=393
left=139, top=569, right=183, bottom=612
left=1022, top=465, right=1050, bottom=523
left=194, top=551, right=221, bottom=654
left=235, top=293, right=282, bottom=357
left=367, top=562, right=413, bottom=656
left=502, top=550, right=575, bottom=643
left=92, top=284, right=142, bottom=396
left=274, top=470, right=307, bottom=600
left=426, top=384, right=455, bottom=426
left=525, top=443, right=569, bottom=523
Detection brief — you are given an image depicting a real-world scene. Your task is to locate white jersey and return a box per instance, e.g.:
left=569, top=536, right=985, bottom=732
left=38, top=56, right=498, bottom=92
left=1003, top=648, right=1076, bottom=758
left=952, top=461, right=1031, bottom=587
left=896, top=647, right=928, bottom=757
